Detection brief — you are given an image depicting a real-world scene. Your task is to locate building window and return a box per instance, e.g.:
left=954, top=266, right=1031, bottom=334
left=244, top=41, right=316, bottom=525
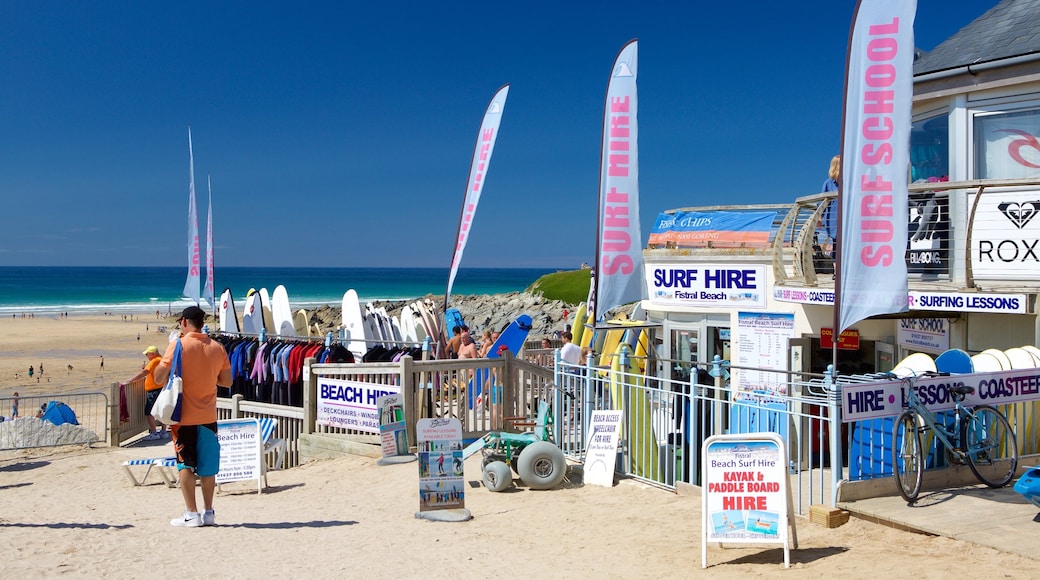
left=974, top=108, right=1040, bottom=179
left=911, top=113, right=949, bottom=182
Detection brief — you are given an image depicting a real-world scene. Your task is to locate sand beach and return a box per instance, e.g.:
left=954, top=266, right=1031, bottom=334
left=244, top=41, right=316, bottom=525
left=2, top=312, right=1039, bottom=578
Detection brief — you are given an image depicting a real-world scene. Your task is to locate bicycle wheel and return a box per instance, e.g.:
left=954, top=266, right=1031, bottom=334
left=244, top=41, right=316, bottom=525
left=963, top=405, right=1018, bottom=488
left=892, top=411, right=924, bottom=502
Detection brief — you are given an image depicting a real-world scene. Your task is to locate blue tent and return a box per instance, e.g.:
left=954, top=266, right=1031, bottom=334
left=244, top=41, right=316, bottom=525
left=41, top=401, right=79, bottom=426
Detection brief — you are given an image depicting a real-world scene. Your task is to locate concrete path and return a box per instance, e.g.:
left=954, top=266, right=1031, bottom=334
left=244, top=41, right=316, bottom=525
left=839, top=482, right=1040, bottom=560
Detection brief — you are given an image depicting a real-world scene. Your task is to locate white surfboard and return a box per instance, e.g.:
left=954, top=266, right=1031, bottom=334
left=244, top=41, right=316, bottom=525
left=271, top=285, right=295, bottom=337
left=242, top=290, right=264, bottom=334
left=981, top=348, right=1011, bottom=370
left=399, top=305, right=418, bottom=343
left=341, top=290, right=368, bottom=359
left=294, top=309, right=311, bottom=337
left=1020, top=345, right=1040, bottom=366
left=891, top=352, right=936, bottom=378
left=1005, top=347, right=1037, bottom=369
left=970, top=352, right=1004, bottom=372
left=219, top=288, right=240, bottom=333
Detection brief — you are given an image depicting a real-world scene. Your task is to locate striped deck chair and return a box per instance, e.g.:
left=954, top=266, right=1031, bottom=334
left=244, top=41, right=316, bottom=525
left=258, top=417, right=287, bottom=488
left=122, top=456, right=177, bottom=487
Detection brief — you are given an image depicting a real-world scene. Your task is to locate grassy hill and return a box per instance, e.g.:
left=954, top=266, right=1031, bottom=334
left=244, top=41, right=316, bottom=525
left=526, top=269, right=591, bottom=305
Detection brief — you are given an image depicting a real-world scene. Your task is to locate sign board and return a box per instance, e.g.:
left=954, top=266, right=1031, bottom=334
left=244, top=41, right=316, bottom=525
left=841, top=368, right=1040, bottom=422
left=645, top=264, right=767, bottom=309
left=584, top=410, right=623, bottom=487
left=734, top=312, right=795, bottom=395
left=821, top=328, right=860, bottom=350
left=896, top=318, right=949, bottom=354
left=215, top=418, right=263, bottom=493
left=771, top=287, right=1026, bottom=314
left=378, top=393, right=409, bottom=458
left=701, top=433, right=796, bottom=568
left=416, top=418, right=465, bottom=512
left=968, top=190, right=1040, bottom=281
left=316, top=377, right=400, bottom=433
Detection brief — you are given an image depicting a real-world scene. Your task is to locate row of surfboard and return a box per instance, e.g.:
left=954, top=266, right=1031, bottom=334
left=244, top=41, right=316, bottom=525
left=218, top=286, right=305, bottom=338
left=339, top=290, right=449, bottom=360
left=892, top=346, right=1040, bottom=455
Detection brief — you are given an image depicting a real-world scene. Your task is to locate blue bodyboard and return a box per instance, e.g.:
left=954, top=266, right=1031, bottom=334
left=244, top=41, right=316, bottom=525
left=470, top=314, right=533, bottom=408
left=445, top=308, right=466, bottom=334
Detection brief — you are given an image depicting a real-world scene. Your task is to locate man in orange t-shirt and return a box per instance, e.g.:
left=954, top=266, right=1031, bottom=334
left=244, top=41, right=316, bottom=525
left=154, top=305, right=232, bottom=528
left=127, top=345, right=166, bottom=440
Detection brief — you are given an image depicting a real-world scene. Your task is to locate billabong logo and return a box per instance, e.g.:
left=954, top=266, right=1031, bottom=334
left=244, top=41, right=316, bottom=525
left=998, top=201, right=1040, bottom=229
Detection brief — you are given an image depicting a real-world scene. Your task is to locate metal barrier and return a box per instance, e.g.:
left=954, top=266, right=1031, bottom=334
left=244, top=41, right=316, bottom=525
left=552, top=351, right=842, bottom=514
left=0, top=391, right=108, bottom=451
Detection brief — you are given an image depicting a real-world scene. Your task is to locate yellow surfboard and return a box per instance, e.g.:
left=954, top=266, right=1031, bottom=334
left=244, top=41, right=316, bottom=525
left=569, top=302, right=587, bottom=345
left=609, top=343, right=659, bottom=480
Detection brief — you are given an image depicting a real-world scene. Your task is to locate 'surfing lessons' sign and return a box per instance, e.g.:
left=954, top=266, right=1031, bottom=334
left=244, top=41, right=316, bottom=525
left=378, top=394, right=409, bottom=458
left=646, top=264, right=766, bottom=308
left=701, top=434, right=796, bottom=568
left=215, top=418, right=263, bottom=493
left=316, top=377, right=399, bottom=433
left=416, top=418, right=465, bottom=513
left=584, top=410, right=623, bottom=487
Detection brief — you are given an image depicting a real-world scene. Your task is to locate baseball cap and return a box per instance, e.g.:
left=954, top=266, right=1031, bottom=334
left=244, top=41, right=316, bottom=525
left=142, top=345, right=160, bottom=355
left=177, top=305, right=206, bottom=325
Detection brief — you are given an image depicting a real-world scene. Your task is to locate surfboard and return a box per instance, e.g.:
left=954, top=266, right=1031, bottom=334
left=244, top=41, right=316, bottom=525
left=294, top=309, right=311, bottom=337
left=934, top=349, right=973, bottom=374
left=981, top=348, right=1012, bottom=370
left=259, top=288, right=276, bottom=334
left=970, top=352, right=1004, bottom=372
left=578, top=310, right=596, bottom=350
left=891, top=352, right=936, bottom=378
left=445, top=307, right=466, bottom=334
left=1020, top=344, right=1040, bottom=366
left=218, top=287, right=240, bottom=333
left=399, top=305, right=418, bottom=343
left=271, top=285, right=295, bottom=337
left=471, top=314, right=533, bottom=407
left=598, top=326, right=627, bottom=367
left=341, top=290, right=367, bottom=359
left=569, top=302, right=587, bottom=345
left=242, top=290, right=264, bottom=334
left=609, top=343, right=659, bottom=479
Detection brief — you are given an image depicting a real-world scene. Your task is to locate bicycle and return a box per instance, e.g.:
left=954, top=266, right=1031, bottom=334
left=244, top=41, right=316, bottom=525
left=891, top=372, right=1018, bottom=502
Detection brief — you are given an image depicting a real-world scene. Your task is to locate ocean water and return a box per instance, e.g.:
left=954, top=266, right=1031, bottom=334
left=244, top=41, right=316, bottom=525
left=0, top=266, right=554, bottom=315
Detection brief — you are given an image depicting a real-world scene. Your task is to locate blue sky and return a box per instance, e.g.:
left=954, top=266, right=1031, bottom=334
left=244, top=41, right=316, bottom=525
left=0, top=1, right=992, bottom=269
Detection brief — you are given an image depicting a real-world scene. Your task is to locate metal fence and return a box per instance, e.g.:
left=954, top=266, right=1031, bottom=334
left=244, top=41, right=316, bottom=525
left=0, top=391, right=108, bottom=451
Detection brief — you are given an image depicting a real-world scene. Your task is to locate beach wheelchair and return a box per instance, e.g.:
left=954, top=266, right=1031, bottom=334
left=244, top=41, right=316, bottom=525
left=462, top=399, right=567, bottom=492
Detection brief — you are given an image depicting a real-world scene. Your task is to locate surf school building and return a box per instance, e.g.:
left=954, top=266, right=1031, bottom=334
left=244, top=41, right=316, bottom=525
left=639, top=1, right=1040, bottom=383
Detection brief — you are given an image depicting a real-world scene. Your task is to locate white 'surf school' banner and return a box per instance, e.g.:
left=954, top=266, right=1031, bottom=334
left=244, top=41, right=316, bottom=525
left=183, top=127, right=201, bottom=304
left=838, top=0, right=916, bottom=332
left=595, top=39, right=645, bottom=324
left=445, top=85, right=510, bottom=310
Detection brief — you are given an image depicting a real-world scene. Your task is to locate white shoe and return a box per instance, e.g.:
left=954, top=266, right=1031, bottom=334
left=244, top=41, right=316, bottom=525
left=161, top=430, right=171, bottom=439
left=144, top=432, right=161, bottom=441
left=170, top=511, right=202, bottom=528
left=202, top=510, right=216, bottom=526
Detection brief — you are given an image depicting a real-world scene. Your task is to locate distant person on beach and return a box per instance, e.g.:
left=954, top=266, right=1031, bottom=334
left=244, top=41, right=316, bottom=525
left=99, top=355, right=104, bottom=370
left=457, top=334, right=478, bottom=359
left=127, top=345, right=167, bottom=440
left=477, top=329, right=494, bottom=357
left=446, top=325, right=463, bottom=358
left=154, top=306, right=232, bottom=528
left=560, top=331, right=582, bottom=366
left=820, top=155, right=840, bottom=260
left=28, top=366, right=34, bottom=379
left=11, top=392, right=18, bottom=419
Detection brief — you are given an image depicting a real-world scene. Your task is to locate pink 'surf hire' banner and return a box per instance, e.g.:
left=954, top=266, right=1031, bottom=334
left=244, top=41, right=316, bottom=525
left=594, top=39, right=645, bottom=324
left=445, top=84, right=510, bottom=311
left=837, top=0, right=915, bottom=332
